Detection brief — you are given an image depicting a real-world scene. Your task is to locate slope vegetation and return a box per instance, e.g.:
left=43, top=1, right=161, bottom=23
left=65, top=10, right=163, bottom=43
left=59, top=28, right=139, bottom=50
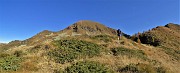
left=0, top=21, right=179, bottom=73
left=138, top=23, right=180, bottom=60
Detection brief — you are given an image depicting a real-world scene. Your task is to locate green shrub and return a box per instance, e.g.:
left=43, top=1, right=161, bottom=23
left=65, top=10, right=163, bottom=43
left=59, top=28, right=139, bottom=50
left=64, top=61, right=113, bottom=73
left=139, top=33, right=161, bottom=46
left=156, top=67, right=167, bottom=73
left=118, top=63, right=167, bottom=73
left=131, top=34, right=139, bottom=43
left=91, top=35, right=113, bottom=42
left=111, top=47, right=147, bottom=60
left=118, top=64, right=139, bottom=73
left=0, top=55, right=21, bottom=71
left=49, top=47, right=78, bottom=64
left=48, top=40, right=103, bottom=64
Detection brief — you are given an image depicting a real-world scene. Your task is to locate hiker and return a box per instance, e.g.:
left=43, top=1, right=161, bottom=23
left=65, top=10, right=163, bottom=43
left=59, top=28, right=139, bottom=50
left=117, top=29, right=122, bottom=40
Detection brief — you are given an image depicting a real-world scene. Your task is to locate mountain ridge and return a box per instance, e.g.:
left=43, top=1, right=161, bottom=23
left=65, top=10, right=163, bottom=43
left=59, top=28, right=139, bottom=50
left=1, top=21, right=179, bottom=49
left=0, top=20, right=179, bottom=73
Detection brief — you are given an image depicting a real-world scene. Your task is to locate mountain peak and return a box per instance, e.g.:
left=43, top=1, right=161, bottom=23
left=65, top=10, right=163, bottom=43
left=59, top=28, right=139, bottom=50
left=75, top=20, right=104, bottom=26
left=62, top=20, right=117, bottom=36
left=38, top=30, right=52, bottom=35
left=76, top=20, right=96, bottom=23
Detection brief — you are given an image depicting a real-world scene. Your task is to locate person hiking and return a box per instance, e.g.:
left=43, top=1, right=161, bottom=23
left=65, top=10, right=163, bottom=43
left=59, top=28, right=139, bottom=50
left=117, top=29, right=122, bottom=40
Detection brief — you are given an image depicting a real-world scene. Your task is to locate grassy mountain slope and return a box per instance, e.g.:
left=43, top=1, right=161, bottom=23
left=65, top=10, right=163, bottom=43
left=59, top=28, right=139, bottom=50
left=0, top=21, right=179, bottom=73
left=138, top=23, right=180, bottom=60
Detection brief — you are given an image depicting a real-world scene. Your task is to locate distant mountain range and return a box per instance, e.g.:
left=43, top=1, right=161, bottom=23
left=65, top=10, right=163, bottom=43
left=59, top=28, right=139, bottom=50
left=0, top=20, right=179, bottom=73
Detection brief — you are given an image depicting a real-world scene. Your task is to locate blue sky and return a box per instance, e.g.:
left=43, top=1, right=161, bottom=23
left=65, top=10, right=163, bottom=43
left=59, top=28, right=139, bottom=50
left=0, top=0, right=179, bottom=43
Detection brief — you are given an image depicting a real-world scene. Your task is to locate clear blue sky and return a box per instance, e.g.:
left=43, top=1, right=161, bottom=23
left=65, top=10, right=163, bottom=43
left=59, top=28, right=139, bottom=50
left=0, top=0, right=179, bottom=43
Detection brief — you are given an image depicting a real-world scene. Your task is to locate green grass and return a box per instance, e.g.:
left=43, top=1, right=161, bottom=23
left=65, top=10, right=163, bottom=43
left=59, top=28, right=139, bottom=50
left=63, top=61, right=113, bottom=73
left=91, top=35, right=114, bottom=42
left=118, top=64, right=140, bottom=73
left=48, top=40, right=103, bottom=64
left=111, top=47, right=147, bottom=60
left=118, top=63, right=167, bottom=73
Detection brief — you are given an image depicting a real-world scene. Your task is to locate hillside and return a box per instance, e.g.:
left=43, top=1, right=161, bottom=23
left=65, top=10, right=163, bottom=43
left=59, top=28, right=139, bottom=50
left=0, top=43, right=6, bottom=47
left=0, top=21, right=179, bottom=73
left=137, top=23, right=180, bottom=60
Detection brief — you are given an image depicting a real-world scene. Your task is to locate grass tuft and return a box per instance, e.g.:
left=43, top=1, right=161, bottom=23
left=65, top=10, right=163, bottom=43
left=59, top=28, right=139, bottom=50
left=111, top=47, right=148, bottom=60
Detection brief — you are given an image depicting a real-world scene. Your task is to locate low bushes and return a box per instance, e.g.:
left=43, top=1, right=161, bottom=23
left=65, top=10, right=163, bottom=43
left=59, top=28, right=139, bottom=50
left=91, top=35, right=113, bottom=42
left=111, top=47, right=147, bottom=60
left=48, top=40, right=103, bottom=64
left=118, top=64, right=139, bottom=73
left=139, top=33, right=161, bottom=46
left=118, top=63, right=167, bottom=73
left=64, top=61, right=113, bottom=73
left=0, top=55, right=21, bottom=71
